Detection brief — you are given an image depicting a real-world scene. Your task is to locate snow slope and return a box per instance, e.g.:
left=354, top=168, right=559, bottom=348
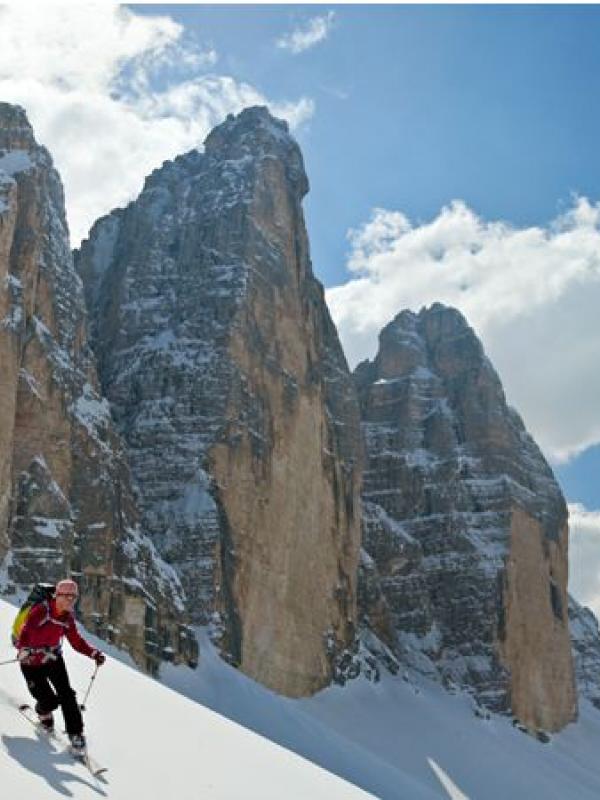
left=163, top=631, right=600, bottom=800
left=3, top=596, right=600, bottom=799
left=0, top=599, right=375, bottom=800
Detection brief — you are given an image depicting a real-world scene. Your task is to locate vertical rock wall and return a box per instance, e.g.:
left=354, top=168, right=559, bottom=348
left=569, top=596, right=600, bottom=710
left=76, top=108, right=362, bottom=696
left=355, top=303, right=576, bottom=731
left=0, top=103, right=195, bottom=671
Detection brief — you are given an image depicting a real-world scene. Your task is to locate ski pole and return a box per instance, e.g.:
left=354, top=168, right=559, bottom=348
left=80, top=663, right=99, bottom=712
left=0, top=657, right=18, bottom=666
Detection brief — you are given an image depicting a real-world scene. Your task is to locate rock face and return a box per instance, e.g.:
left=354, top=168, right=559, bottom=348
left=75, top=107, right=362, bottom=697
left=355, top=303, right=577, bottom=732
left=0, top=103, right=196, bottom=671
left=569, top=597, right=600, bottom=710
left=5, top=100, right=584, bottom=720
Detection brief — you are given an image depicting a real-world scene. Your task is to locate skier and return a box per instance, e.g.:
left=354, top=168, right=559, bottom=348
left=15, top=578, right=105, bottom=754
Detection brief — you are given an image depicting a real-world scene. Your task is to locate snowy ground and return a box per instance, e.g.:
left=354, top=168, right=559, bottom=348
left=2, top=597, right=600, bottom=799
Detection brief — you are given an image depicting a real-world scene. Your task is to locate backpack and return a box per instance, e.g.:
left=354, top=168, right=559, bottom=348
left=11, top=583, right=55, bottom=646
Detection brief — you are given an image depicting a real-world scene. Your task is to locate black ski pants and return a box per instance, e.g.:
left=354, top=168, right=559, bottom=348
left=21, top=655, right=83, bottom=735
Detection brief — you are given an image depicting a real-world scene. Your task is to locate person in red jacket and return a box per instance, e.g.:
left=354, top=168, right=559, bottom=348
left=16, top=578, right=105, bottom=753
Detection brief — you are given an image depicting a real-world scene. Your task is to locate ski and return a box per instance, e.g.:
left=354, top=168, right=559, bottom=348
left=17, top=703, right=108, bottom=779
left=17, top=703, right=62, bottom=744
left=70, top=747, right=108, bottom=778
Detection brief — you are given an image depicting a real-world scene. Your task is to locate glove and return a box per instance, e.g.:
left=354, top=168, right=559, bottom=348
left=91, top=650, right=106, bottom=666
left=17, top=648, right=31, bottom=664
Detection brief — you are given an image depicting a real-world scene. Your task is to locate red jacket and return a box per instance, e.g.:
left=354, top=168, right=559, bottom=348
left=16, top=600, right=96, bottom=666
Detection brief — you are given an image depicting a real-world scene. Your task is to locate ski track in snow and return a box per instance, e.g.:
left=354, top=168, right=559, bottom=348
left=2, top=598, right=600, bottom=799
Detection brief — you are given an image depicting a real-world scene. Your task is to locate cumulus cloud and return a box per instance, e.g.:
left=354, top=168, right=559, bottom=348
left=569, top=504, right=600, bottom=620
left=277, top=12, right=336, bottom=54
left=0, top=4, right=314, bottom=245
left=327, top=199, right=600, bottom=463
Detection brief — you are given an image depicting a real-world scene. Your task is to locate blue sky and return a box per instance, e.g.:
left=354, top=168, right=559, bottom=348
left=557, top=446, right=600, bottom=509
left=1, top=3, right=599, bottom=608
left=134, top=4, right=600, bottom=285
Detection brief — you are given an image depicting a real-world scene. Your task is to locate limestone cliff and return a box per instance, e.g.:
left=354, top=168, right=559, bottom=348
left=569, top=596, right=600, bottom=710
left=355, top=303, right=577, bottom=732
left=75, top=107, right=362, bottom=697
left=0, top=103, right=196, bottom=671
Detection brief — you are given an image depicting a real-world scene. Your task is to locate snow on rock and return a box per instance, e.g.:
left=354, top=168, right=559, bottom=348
left=0, top=149, right=33, bottom=175
left=569, top=596, right=600, bottom=709
left=355, top=304, right=576, bottom=732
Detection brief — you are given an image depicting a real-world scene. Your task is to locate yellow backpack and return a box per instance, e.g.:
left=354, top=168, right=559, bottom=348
left=11, top=583, right=55, bottom=645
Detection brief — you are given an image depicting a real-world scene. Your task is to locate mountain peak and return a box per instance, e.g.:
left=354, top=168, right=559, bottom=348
left=386, top=303, right=471, bottom=335
left=357, top=302, right=576, bottom=732
left=0, top=102, right=36, bottom=153
left=204, top=106, right=290, bottom=152
left=204, top=105, right=308, bottom=197
left=372, top=303, right=483, bottom=381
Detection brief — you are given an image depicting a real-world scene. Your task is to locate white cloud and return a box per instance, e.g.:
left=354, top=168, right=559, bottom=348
left=327, top=199, right=600, bottom=463
left=277, top=12, right=336, bottom=54
left=0, top=4, right=314, bottom=245
left=569, top=503, right=600, bottom=620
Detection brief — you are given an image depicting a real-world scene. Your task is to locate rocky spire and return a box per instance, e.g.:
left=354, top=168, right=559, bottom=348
left=356, top=303, right=577, bottom=732
left=204, top=106, right=309, bottom=196
left=0, top=102, right=36, bottom=150
left=0, top=103, right=196, bottom=671
left=76, top=106, right=362, bottom=697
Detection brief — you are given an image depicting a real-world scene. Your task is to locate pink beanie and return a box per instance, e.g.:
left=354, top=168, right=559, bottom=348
left=55, top=578, right=79, bottom=597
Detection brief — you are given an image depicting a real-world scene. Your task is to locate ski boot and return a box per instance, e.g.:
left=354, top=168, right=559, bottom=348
left=36, top=708, right=54, bottom=732
left=69, top=733, right=87, bottom=755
